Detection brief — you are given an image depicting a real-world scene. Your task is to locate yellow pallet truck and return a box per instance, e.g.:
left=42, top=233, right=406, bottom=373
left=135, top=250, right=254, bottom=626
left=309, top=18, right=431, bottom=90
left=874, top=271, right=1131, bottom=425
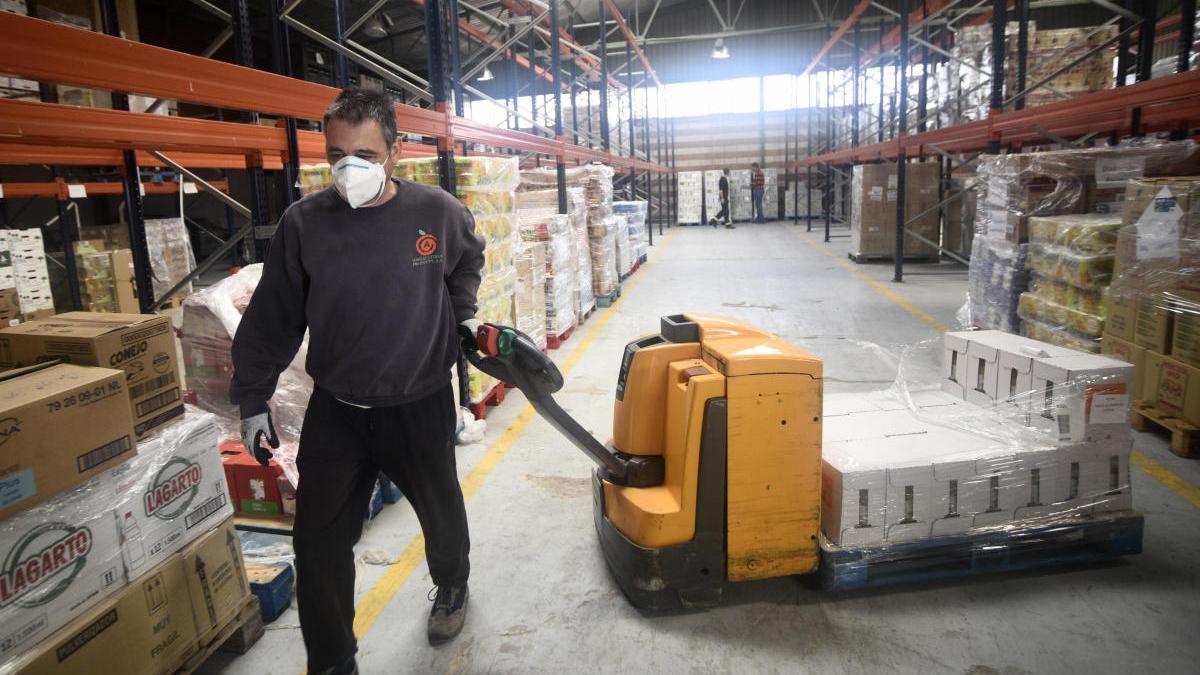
left=467, top=313, right=823, bottom=610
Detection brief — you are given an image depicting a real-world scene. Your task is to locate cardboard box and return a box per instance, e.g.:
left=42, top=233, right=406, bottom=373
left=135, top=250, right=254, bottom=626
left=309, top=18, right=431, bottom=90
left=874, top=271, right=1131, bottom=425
left=0, top=464, right=126, bottom=664
left=106, top=412, right=233, bottom=581
left=0, top=289, right=18, bottom=325
left=219, top=442, right=285, bottom=516
left=0, top=363, right=136, bottom=520
left=1101, top=333, right=1148, bottom=402
left=942, top=331, right=971, bottom=398
left=849, top=162, right=941, bottom=258
left=1105, top=283, right=1138, bottom=342
left=1168, top=289, right=1200, bottom=368
left=1143, top=351, right=1200, bottom=427
left=0, top=312, right=183, bottom=438
left=1117, top=177, right=1200, bottom=276
left=1134, top=290, right=1174, bottom=354
left=108, top=250, right=140, bottom=314
left=1030, top=354, right=1134, bottom=444
left=181, top=518, right=249, bottom=646
left=11, top=553, right=197, bottom=675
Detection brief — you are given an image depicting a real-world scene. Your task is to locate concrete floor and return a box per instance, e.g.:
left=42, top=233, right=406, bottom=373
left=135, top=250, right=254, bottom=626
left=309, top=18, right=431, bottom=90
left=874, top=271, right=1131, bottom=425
left=201, top=221, right=1200, bottom=675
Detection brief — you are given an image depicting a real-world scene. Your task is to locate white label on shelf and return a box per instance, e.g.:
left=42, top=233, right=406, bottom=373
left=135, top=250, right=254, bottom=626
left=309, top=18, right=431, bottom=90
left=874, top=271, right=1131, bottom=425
left=183, top=182, right=198, bottom=194
left=886, top=189, right=897, bottom=202
left=1135, top=186, right=1183, bottom=260
left=0, top=185, right=4, bottom=199
left=887, top=174, right=898, bottom=189
left=67, top=184, right=87, bottom=199
left=139, top=182, right=146, bottom=196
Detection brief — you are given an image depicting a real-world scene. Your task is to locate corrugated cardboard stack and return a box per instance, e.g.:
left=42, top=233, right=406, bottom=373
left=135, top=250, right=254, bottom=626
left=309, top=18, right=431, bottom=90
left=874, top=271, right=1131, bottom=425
left=613, top=201, right=648, bottom=267
left=567, top=187, right=595, bottom=318
left=521, top=164, right=618, bottom=298
left=1005, top=26, right=1116, bottom=109
left=676, top=171, right=703, bottom=223
left=1103, top=176, right=1200, bottom=429
left=397, top=156, right=521, bottom=402
left=1019, top=214, right=1121, bottom=353
left=0, top=349, right=247, bottom=673
left=49, top=241, right=139, bottom=315
left=513, top=242, right=547, bottom=351
left=848, top=162, right=941, bottom=260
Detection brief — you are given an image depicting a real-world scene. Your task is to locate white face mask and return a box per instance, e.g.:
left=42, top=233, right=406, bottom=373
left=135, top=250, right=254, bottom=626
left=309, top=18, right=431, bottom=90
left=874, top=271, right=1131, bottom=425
left=332, top=155, right=389, bottom=208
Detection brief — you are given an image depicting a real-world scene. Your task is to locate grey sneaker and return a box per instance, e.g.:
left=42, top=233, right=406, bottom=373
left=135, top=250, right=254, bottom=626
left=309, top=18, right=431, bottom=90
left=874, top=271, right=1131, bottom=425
left=427, top=584, right=469, bottom=645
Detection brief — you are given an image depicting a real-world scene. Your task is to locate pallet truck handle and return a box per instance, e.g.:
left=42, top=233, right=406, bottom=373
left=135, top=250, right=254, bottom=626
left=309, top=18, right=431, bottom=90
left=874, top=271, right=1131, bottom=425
left=463, top=329, right=664, bottom=488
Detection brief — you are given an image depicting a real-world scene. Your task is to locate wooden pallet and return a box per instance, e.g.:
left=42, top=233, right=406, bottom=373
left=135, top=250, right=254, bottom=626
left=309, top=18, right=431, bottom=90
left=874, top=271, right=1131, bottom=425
left=468, top=381, right=507, bottom=421
left=547, top=322, right=576, bottom=350
left=848, top=252, right=941, bottom=264
left=1131, top=403, right=1200, bottom=458
left=178, top=596, right=262, bottom=673
left=595, top=286, right=622, bottom=308
left=819, top=511, right=1143, bottom=592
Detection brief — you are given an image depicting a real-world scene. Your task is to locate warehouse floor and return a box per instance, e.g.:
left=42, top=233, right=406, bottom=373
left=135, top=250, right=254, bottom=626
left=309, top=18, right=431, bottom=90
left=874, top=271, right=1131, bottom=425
left=200, top=222, right=1200, bottom=675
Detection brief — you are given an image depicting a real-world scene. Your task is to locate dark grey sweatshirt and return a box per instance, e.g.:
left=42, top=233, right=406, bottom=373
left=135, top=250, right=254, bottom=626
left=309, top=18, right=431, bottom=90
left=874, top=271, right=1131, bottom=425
left=230, top=179, right=486, bottom=416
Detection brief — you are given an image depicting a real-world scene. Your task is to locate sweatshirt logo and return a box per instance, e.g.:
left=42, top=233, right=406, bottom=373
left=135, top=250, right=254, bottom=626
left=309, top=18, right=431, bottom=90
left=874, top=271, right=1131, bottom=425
left=412, top=229, right=444, bottom=268
left=415, top=230, right=438, bottom=256
left=0, top=523, right=93, bottom=608
left=144, top=458, right=202, bottom=520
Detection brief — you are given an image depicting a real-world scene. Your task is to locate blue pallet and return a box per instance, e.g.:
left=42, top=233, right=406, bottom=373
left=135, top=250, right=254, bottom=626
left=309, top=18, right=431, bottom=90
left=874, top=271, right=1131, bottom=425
left=820, top=512, right=1144, bottom=592
left=596, top=287, right=622, bottom=308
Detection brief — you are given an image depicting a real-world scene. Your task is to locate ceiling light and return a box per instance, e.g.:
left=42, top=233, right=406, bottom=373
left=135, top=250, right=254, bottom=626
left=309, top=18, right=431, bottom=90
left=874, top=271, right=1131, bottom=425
left=479, top=66, right=494, bottom=82
left=711, top=38, right=730, bottom=60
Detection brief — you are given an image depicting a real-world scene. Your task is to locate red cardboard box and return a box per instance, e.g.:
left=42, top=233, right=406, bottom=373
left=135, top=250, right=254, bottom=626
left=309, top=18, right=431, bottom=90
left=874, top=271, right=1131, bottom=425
left=219, top=439, right=285, bottom=516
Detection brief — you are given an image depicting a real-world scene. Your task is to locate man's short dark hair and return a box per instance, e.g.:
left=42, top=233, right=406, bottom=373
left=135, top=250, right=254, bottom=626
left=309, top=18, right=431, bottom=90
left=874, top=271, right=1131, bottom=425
left=722, top=168, right=729, bottom=174
left=752, top=162, right=760, bottom=169
left=324, top=87, right=397, bottom=146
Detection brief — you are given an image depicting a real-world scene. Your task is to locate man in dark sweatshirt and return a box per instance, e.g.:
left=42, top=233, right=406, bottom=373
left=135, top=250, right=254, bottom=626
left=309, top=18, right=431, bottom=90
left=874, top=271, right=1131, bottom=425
left=230, top=87, right=486, bottom=675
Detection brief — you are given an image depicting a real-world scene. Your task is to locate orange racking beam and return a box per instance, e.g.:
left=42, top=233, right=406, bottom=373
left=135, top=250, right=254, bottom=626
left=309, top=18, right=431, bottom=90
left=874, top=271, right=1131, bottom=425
left=0, top=178, right=229, bottom=199
left=601, top=0, right=662, bottom=87
left=792, top=68, right=1200, bottom=166
left=801, top=0, right=875, bottom=76
left=0, top=12, right=670, bottom=173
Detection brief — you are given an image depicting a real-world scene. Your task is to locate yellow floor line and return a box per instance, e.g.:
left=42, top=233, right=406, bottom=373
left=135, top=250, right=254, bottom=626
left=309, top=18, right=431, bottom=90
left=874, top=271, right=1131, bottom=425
left=1131, top=449, right=1200, bottom=509
left=791, top=229, right=948, bottom=333
left=349, top=227, right=681, bottom=643
left=790, top=229, right=1200, bottom=510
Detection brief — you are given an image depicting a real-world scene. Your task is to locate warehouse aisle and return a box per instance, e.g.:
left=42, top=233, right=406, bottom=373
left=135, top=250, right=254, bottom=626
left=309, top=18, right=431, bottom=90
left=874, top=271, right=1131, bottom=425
left=203, top=222, right=1200, bottom=675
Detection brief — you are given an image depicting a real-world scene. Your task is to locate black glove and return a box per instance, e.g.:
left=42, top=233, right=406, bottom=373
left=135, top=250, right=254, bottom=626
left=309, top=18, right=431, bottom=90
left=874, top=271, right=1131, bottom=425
left=240, top=412, right=279, bottom=467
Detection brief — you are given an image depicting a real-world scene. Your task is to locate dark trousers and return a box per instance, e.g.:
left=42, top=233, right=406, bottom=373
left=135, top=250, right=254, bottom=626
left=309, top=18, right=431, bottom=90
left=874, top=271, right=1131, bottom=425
left=714, top=197, right=730, bottom=222
left=294, top=385, right=469, bottom=671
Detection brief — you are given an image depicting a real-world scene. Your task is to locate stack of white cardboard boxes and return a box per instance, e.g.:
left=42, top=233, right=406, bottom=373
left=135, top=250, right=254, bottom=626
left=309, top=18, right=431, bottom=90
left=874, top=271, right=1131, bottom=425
left=0, top=230, right=55, bottom=319
left=0, top=313, right=247, bottom=673
left=822, top=329, right=1134, bottom=549
left=676, top=171, right=703, bottom=224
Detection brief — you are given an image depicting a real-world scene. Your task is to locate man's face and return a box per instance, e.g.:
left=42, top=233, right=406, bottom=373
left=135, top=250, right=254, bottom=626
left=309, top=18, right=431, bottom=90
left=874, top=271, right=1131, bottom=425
left=325, top=118, right=402, bottom=175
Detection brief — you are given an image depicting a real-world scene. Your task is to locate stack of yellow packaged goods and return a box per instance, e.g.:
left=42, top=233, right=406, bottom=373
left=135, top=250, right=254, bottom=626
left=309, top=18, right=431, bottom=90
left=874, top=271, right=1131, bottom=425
left=396, top=156, right=520, bottom=402
left=1018, top=214, right=1121, bottom=352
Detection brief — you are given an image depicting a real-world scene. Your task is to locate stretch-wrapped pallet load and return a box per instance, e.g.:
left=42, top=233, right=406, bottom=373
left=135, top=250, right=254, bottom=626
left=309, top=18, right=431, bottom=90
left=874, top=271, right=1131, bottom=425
left=824, top=332, right=1135, bottom=553
left=677, top=171, right=703, bottom=223
left=704, top=170, right=723, bottom=220
left=568, top=187, right=595, bottom=317
left=514, top=241, right=547, bottom=351
left=519, top=164, right=617, bottom=298
left=1103, top=176, right=1200, bottom=428
left=964, top=141, right=1199, bottom=334
left=542, top=216, right=577, bottom=336
left=1018, top=214, right=1121, bottom=353
left=783, top=185, right=822, bottom=219
left=614, top=214, right=633, bottom=277
left=613, top=200, right=649, bottom=265
left=730, top=169, right=752, bottom=221
left=144, top=217, right=196, bottom=303
left=763, top=168, right=779, bottom=220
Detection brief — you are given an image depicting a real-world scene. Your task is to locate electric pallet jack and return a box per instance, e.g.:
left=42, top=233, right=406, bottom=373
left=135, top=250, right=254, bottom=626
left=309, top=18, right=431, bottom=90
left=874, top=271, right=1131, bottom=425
left=467, top=313, right=823, bottom=610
